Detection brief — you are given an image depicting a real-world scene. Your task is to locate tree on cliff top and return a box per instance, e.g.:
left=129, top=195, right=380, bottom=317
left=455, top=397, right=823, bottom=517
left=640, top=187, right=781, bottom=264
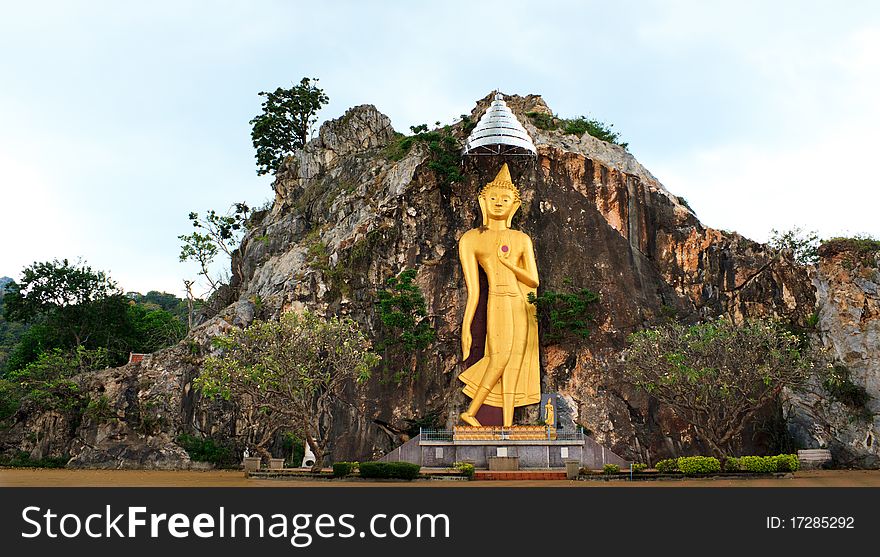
left=622, top=318, right=813, bottom=457
left=249, top=77, right=329, bottom=176
left=195, top=311, right=378, bottom=471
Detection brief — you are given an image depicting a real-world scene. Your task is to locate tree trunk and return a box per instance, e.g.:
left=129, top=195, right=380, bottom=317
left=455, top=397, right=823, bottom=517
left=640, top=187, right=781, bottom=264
left=305, top=432, right=323, bottom=473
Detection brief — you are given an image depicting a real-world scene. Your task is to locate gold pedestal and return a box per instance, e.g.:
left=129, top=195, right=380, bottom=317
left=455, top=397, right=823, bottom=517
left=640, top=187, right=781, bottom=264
left=453, top=425, right=557, bottom=441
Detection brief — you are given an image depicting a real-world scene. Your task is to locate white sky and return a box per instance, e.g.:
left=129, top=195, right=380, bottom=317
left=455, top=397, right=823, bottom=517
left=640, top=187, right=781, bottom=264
left=1, top=1, right=878, bottom=296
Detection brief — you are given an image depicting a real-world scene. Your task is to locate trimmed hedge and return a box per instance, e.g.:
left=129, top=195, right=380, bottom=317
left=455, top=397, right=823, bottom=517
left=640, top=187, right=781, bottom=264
left=726, top=454, right=799, bottom=473
left=603, top=463, right=620, bottom=474
left=655, top=458, right=679, bottom=473
left=332, top=461, right=358, bottom=477
left=631, top=463, right=648, bottom=473
left=677, top=456, right=721, bottom=475
left=358, top=461, right=421, bottom=480
left=775, top=454, right=799, bottom=472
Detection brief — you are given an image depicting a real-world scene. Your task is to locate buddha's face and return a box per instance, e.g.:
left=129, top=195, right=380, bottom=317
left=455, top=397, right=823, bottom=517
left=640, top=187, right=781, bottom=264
left=482, top=187, right=516, bottom=220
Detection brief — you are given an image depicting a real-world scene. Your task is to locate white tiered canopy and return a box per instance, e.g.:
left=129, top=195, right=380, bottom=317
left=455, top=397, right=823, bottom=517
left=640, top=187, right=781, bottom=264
left=463, top=92, right=537, bottom=156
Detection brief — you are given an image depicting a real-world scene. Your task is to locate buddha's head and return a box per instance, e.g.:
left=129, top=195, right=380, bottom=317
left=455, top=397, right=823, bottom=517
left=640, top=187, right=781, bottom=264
left=479, top=163, right=521, bottom=227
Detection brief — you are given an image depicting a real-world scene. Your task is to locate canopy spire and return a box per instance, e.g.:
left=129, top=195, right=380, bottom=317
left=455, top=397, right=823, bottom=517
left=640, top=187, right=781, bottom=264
left=463, top=92, right=537, bottom=157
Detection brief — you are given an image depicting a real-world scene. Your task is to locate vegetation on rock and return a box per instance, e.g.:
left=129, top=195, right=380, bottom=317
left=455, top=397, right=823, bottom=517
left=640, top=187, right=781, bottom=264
left=250, top=77, right=329, bottom=176
left=822, top=363, right=872, bottom=421
left=769, top=227, right=820, bottom=265
left=384, top=124, right=462, bottom=187
left=528, top=280, right=599, bottom=342
left=526, top=111, right=628, bottom=148
left=375, top=269, right=436, bottom=380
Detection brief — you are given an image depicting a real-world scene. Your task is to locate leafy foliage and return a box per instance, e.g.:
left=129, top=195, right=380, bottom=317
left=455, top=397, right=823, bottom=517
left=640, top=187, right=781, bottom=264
left=176, top=434, right=238, bottom=468
left=602, top=463, right=620, bottom=474
left=528, top=280, right=599, bottom=341
left=0, top=451, right=69, bottom=468
left=0, top=346, right=110, bottom=424
left=126, top=304, right=186, bottom=354
left=821, top=234, right=880, bottom=256
left=525, top=112, right=628, bottom=149
left=623, top=318, right=813, bottom=457
left=769, top=227, right=820, bottom=265
left=195, top=311, right=378, bottom=470
left=376, top=269, right=436, bottom=353
left=384, top=125, right=462, bottom=187
left=453, top=461, right=475, bottom=478
left=332, top=461, right=359, bottom=477
left=725, top=455, right=783, bottom=473
left=0, top=284, right=28, bottom=372
left=677, top=456, right=721, bottom=475
left=774, top=454, right=800, bottom=472
left=127, top=291, right=194, bottom=324
left=358, top=461, right=421, bottom=480
left=821, top=234, right=880, bottom=268
left=655, top=458, right=679, bottom=473
left=250, top=77, right=329, bottom=176
left=631, top=462, right=648, bottom=473
left=2, top=260, right=135, bottom=369
left=178, top=203, right=251, bottom=294
left=822, top=364, right=871, bottom=420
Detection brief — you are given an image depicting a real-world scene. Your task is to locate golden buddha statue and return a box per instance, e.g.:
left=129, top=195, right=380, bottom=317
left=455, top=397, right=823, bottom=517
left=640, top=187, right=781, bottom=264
left=544, top=398, right=554, bottom=427
left=458, top=163, right=541, bottom=427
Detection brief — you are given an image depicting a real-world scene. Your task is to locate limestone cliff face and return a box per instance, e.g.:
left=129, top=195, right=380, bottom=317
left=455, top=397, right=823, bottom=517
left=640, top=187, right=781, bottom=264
left=786, top=245, right=880, bottom=467
left=223, top=94, right=822, bottom=463
left=2, top=94, right=876, bottom=468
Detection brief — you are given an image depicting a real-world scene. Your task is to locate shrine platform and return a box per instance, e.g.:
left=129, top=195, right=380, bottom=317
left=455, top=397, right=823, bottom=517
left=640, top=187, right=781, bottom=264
left=379, top=426, right=630, bottom=470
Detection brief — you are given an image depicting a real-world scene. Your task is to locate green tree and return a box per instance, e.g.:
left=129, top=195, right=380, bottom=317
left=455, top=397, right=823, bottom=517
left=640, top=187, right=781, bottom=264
left=375, top=269, right=436, bottom=380
left=195, top=311, right=378, bottom=470
left=249, top=77, right=329, bottom=176
left=0, top=346, right=110, bottom=424
left=622, top=318, right=812, bottom=457
left=769, top=227, right=820, bottom=265
left=3, top=261, right=187, bottom=372
left=528, top=280, right=600, bottom=342
left=125, top=304, right=186, bottom=354
left=0, top=281, right=29, bottom=372
left=3, top=260, right=131, bottom=368
left=178, top=203, right=250, bottom=294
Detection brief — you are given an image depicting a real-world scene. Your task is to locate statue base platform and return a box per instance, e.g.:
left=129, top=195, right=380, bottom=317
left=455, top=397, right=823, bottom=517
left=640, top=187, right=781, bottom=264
left=454, top=425, right=557, bottom=441
left=378, top=426, right=630, bottom=470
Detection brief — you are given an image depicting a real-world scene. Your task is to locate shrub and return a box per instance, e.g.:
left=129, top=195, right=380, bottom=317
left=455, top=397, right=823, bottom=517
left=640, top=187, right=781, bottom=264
left=527, top=282, right=599, bottom=341
left=774, top=454, right=800, bottom=472
left=175, top=434, right=237, bottom=468
left=603, top=463, right=620, bottom=474
left=453, top=461, right=475, bottom=478
left=0, top=451, right=69, bottom=468
left=724, top=457, right=741, bottom=472
left=738, top=456, right=778, bottom=473
left=655, top=458, right=679, bottom=473
left=332, top=461, right=358, bottom=477
left=677, top=456, right=721, bottom=475
left=358, top=461, right=421, bottom=480
left=823, top=364, right=871, bottom=411
left=631, top=463, right=647, bottom=473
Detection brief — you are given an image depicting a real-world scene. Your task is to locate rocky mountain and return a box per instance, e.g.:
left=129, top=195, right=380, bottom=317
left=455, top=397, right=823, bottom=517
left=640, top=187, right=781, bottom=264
left=2, top=93, right=877, bottom=468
